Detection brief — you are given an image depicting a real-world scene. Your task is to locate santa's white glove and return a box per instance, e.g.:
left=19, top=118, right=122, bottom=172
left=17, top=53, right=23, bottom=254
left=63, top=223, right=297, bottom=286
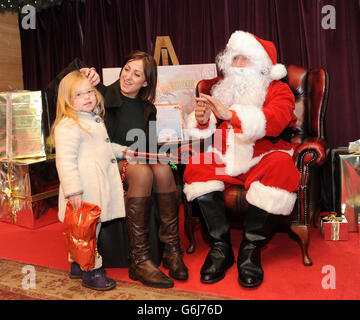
left=111, top=142, right=128, bottom=160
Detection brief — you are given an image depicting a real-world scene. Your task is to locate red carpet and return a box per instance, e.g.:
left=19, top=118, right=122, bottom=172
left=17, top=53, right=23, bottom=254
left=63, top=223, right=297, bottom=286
left=0, top=206, right=359, bottom=300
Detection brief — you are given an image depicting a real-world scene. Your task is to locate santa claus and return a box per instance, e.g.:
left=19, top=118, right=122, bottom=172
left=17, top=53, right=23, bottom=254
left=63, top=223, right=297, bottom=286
left=183, top=30, right=301, bottom=287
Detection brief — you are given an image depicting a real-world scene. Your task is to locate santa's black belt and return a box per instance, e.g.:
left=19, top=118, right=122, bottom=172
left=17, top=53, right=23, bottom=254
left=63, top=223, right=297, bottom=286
left=265, top=127, right=293, bottom=143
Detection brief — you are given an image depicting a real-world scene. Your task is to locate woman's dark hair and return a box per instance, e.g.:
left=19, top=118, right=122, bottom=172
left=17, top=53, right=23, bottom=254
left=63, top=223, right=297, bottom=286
left=120, top=50, right=158, bottom=104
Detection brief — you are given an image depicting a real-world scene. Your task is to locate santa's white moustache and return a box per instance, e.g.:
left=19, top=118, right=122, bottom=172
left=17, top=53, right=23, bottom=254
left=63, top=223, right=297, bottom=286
left=211, top=66, right=271, bottom=108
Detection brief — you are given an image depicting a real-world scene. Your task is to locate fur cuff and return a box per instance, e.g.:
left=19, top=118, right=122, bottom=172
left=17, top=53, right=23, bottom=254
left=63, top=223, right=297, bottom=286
left=246, top=181, right=297, bottom=215
left=229, top=104, right=266, bottom=141
left=183, top=180, right=225, bottom=202
left=186, top=111, right=217, bottom=140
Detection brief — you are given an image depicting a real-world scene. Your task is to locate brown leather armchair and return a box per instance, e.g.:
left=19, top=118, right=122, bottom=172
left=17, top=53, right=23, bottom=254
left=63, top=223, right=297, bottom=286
left=182, top=65, right=329, bottom=266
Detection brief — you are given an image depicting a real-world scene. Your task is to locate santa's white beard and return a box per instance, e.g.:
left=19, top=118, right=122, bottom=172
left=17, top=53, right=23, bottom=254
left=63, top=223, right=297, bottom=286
left=211, top=67, right=271, bottom=108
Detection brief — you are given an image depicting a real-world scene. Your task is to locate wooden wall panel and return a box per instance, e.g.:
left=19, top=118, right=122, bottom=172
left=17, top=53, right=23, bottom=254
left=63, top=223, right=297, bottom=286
left=0, top=13, right=23, bottom=91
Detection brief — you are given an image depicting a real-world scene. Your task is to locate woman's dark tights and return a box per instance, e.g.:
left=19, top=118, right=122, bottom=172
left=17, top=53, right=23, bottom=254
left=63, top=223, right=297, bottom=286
left=119, top=161, right=176, bottom=197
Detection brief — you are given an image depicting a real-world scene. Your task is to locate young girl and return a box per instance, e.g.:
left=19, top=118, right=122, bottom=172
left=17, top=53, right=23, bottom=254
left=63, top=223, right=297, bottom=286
left=52, top=70, right=126, bottom=291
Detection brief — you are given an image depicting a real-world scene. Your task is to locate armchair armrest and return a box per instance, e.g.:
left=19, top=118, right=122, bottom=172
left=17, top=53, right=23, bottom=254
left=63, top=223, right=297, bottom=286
left=292, top=137, right=327, bottom=226
left=293, top=137, right=327, bottom=168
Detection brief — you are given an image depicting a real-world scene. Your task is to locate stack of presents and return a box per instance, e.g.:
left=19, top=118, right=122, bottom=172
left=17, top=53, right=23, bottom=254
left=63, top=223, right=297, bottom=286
left=0, top=90, right=59, bottom=229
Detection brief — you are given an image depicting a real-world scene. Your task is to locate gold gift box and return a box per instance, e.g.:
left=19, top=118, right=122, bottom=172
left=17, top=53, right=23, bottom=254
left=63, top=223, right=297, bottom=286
left=0, top=155, right=59, bottom=229
left=320, top=212, right=349, bottom=241
left=0, top=91, right=46, bottom=160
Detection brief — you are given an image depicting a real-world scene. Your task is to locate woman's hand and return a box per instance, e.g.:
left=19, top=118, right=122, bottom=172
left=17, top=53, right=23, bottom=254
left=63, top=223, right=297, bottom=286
left=196, top=93, right=232, bottom=121
left=68, top=194, right=82, bottom=210
left=80, top=67, right=100, bottom=86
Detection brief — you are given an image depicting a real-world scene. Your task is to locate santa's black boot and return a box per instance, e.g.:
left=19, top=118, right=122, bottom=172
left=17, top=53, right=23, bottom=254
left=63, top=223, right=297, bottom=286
left=237, top=204, right=278, bottom=288
left=193, top=191, right=234, bottom=284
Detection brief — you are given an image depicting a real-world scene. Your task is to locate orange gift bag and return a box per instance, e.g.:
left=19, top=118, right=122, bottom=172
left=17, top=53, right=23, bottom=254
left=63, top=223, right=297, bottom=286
left=63, top=201, right=101, bottom=271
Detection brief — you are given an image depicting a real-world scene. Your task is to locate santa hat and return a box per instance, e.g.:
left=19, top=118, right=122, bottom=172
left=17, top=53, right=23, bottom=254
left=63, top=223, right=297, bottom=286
left=224, top=30, right=287, bottom=80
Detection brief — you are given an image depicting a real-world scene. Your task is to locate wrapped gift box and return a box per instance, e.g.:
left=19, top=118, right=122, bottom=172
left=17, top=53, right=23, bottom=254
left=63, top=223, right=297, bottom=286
left=321, top=213, right=349, bottom=241
left=0, top=155, right=59, bottom=229
left=0, top=91, right=46, bottom=160
left=330, top=147, right=360, bottom=232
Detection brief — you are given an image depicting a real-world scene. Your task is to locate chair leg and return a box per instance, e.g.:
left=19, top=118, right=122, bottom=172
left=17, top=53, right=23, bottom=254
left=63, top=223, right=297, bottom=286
left=185, top=218, right=199, bottom=254
left=290, top=224, right=313, bottom=266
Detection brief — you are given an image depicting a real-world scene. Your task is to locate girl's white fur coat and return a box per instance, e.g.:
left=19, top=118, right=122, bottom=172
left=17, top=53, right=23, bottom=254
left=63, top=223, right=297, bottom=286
left=54, top=111, right=126, bottom=223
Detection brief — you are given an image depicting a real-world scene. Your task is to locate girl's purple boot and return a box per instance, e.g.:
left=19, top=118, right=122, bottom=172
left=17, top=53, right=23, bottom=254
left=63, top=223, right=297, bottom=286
left=82, top=267, right=116, bottom=291
left=69, top=262, right=83, bottom=279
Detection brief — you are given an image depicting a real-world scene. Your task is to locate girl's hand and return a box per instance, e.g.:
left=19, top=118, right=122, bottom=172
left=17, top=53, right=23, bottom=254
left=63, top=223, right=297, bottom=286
left=80, top=67, right=100, bottom=86
left=111, top=143, right=128, bottom=160
left=125, top=149, right=136, bottom=162
left=68, top=194, right=82, bottom=210
left=197, top=93, right=232, bottom=121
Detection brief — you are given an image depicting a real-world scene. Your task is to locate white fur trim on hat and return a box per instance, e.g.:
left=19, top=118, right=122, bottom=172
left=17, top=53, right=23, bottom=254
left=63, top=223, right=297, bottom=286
left=183, top=180, right=225, bottom=202
left=186, top=110, right=217, bottom=140
left=219, top=30, right=287, bottom=81
left=270, top=64, right=287, bottom=80
left=217, top=31, right=272, bottom=75
left=227, top=31, right=272, bottom=67
left=246, top=181, right=297, bottom=215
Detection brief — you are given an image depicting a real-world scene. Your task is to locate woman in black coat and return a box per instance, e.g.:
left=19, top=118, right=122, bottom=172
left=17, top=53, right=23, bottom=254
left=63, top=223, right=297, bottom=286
left=81, top=51, right=188, bottom=289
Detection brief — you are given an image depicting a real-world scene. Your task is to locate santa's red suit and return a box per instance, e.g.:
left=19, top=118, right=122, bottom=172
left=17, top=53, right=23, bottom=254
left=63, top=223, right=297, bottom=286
left=185, top=30, right=302, bottom=287
left=183, top=35, right=300, bottom=216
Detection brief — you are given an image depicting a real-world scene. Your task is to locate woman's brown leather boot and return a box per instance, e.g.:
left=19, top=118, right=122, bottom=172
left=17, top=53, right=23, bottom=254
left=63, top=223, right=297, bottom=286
left=156, top=192, right=188, bottom=280
left=126, top=196, right=174, bottom=288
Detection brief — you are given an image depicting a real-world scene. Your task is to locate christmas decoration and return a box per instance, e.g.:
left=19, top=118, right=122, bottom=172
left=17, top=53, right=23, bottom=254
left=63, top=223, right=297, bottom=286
left=0, top=0, right=62, bottom=14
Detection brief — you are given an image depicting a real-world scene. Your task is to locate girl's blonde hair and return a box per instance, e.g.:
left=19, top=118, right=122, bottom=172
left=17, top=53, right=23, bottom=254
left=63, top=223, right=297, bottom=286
left=51, top=70, right=105, bottom=137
